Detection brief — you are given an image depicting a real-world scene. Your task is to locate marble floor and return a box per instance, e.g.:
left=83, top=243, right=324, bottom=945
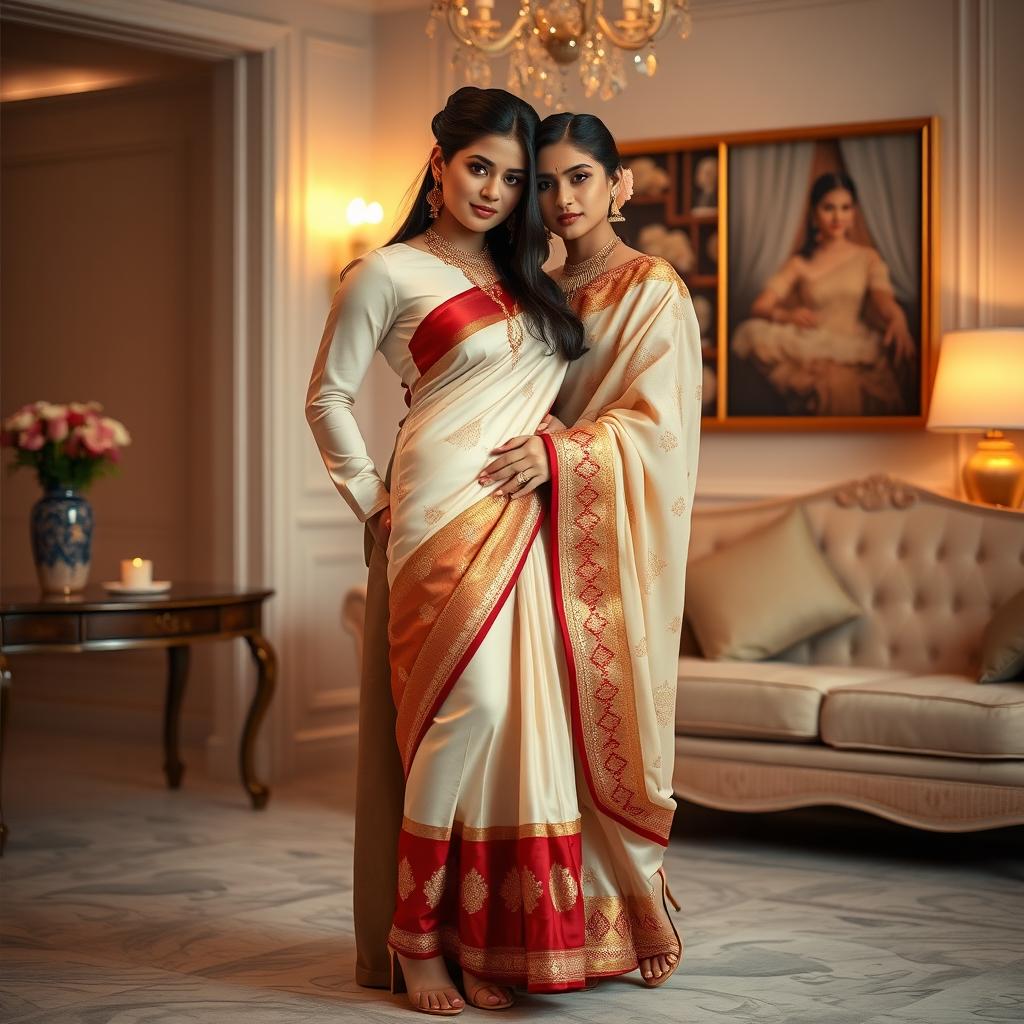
left=1, top=728, right=1022, bottom=1024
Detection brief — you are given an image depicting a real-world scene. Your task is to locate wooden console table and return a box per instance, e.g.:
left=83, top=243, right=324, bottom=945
left=0, top=583, right=277, bottom=855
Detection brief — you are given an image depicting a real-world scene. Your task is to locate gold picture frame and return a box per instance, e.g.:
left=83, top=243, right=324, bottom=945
left=619, top=117, right=939, bottom=431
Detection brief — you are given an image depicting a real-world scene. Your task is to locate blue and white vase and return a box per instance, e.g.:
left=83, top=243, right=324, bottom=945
left=30, top=486, right=94, bottom=593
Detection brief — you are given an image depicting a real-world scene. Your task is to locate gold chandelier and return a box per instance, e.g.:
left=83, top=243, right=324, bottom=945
left=426, top=1, right=693, bottom=106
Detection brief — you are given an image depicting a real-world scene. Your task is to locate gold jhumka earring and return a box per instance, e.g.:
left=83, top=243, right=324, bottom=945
left=608, top=184, right=625, bottom=223
left=427, top=177, right=443, bottom=220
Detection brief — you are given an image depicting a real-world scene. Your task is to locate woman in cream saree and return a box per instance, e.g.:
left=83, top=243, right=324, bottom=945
left=387, top=118, right=701, bottom=1003
left=309, top=91, right=700, bottom=1013
left=468, top=110, right=704, bottom=994
left=307, top=87, right=586, bottom=1014
left=387, top=257, right=700, bottom=998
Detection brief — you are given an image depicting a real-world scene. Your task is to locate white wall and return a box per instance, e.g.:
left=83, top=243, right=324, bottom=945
left=368, top=0, right=1024, bottom=500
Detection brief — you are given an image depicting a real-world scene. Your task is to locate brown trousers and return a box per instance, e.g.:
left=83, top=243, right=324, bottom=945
left=353, top=455, right=405, bottom=988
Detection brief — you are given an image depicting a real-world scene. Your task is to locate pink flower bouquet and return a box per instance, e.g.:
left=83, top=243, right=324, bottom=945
left=1, top=400, right=131, bottom=492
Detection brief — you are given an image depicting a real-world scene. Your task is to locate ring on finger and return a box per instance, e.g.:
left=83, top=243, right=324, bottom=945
left=516, top=470, right=530, bottom=486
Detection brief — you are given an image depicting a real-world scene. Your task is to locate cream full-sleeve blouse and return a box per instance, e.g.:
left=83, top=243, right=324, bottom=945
left=306, top=243, right=506, bottom=522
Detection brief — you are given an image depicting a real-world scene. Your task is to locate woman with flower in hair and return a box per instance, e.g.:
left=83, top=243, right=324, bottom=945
left=481, top=111, right=702, bottom=990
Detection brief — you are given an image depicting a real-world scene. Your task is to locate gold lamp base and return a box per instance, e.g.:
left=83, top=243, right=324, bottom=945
left=963, top=430, right=1024, bottom=508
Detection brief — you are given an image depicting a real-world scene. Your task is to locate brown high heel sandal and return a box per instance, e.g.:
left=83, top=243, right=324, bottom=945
left=389, top=948, right=465, bottom=1016
left=642, top=867, right=683, bottom=989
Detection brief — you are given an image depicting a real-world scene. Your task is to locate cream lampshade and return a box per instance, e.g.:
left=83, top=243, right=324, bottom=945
left=927, top=328, right=1024, bottom=507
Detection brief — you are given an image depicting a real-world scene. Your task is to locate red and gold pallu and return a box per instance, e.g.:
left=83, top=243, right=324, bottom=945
left=385, top=281, right=591, bottom=991
left=543, top=255, right=703, bottom=965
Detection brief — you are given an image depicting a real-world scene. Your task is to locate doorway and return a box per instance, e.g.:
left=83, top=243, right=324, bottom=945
left=0, top=4, right=273, bottom=777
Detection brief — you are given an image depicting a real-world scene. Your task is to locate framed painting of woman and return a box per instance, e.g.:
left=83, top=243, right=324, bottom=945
left=724, top=118, right=937, bottom=429
left=618, top=117, right=938, bottom=431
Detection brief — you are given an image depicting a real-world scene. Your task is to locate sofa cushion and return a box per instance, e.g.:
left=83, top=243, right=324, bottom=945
left=820, top=675, right=1024, bottom=758
left=676, top=657, right=909, bottom=741
left=978, top=588, right=1024, bottom=683
left=683, top=507, right=862, bottom=661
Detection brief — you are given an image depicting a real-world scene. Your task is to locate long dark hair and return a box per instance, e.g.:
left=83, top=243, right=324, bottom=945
left=799, top=172, right=858, bottom=259
left=389, top=87, right=585, bottom=362
left=536, top=112, right=621, bottom=219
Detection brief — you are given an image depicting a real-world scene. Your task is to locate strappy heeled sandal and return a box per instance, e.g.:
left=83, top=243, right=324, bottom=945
left=462, top=970, right=515, bottom=1011
left=389, top=948, right=465, bottom=1016
left=641, top=867, right=683, bottom=989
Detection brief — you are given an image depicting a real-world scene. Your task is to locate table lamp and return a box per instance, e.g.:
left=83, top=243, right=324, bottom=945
left=926, top=328, right=1024, bottom=508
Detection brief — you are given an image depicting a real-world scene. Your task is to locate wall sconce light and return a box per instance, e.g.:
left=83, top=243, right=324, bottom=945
left=346, top=197, right=384, bottom=227
left=344, top=197, right=384, bottom=272
left=310, top=190, right=385, bottom=296
left=927, top=327, right=1024, bottom=508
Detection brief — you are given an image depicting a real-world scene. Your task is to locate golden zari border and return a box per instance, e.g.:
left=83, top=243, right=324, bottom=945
left=452, top=311, right=505, bottom=348
left=572, top=255, right=689, bottom=320
left=409, top=310, right=522, bottom=405
left=394, top=491, right=544, bottom=774
left=584, top=891, right=680, bottom=963
left=399, top=815, right=583, bottom=842
left=439, top=927, right=589, bottom=984
left=549, top=423, right=674, bottom=845
left=390, top=494, right=504, bottom=692
left=402, top=816, right=452, bottom=841
left=453, top=818, right=582, bottom=841
left=389, top=894, right=675, bottom=977
left=388, top=923, right=442, bottom=958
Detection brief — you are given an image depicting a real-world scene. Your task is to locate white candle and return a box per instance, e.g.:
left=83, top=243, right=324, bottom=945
left=121, top=557, right=153, bottom=588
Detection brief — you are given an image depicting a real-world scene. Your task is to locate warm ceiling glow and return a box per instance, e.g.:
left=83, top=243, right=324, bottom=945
left=1, top=70, right=143, bottom=102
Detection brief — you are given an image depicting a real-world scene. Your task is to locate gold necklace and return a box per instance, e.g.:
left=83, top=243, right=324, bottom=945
left=559, top=237, right=621, bottom=299
left=424, top=227, right=523, bottom=364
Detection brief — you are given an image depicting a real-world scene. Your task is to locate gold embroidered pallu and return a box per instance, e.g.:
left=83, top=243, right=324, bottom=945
left=544, top=255, right=703, bottom=847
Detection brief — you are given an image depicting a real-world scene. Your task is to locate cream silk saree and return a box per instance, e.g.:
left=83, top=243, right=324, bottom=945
left=307, top=245, right=700, bottom=994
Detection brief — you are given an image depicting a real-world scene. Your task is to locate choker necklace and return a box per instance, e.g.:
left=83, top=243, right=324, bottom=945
left=424, top=227, right=523, bottom=364
left=559, top=237, right=621, bottom=299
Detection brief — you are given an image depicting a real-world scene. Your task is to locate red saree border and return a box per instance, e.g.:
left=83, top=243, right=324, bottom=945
left=409, top=283, right=516, bottom=376
left=394, top=494, right=545, bottom=775
left=542, top=427, right=673, bottom=846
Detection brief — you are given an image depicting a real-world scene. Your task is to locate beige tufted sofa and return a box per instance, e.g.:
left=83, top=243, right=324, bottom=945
left=341, top=475, right=1024, bottom=834
left=676, top=474, right=1024, bottom=832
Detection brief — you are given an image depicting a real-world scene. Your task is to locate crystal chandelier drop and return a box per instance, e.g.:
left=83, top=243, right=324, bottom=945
left=426, top=1, right=693, bottom=107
